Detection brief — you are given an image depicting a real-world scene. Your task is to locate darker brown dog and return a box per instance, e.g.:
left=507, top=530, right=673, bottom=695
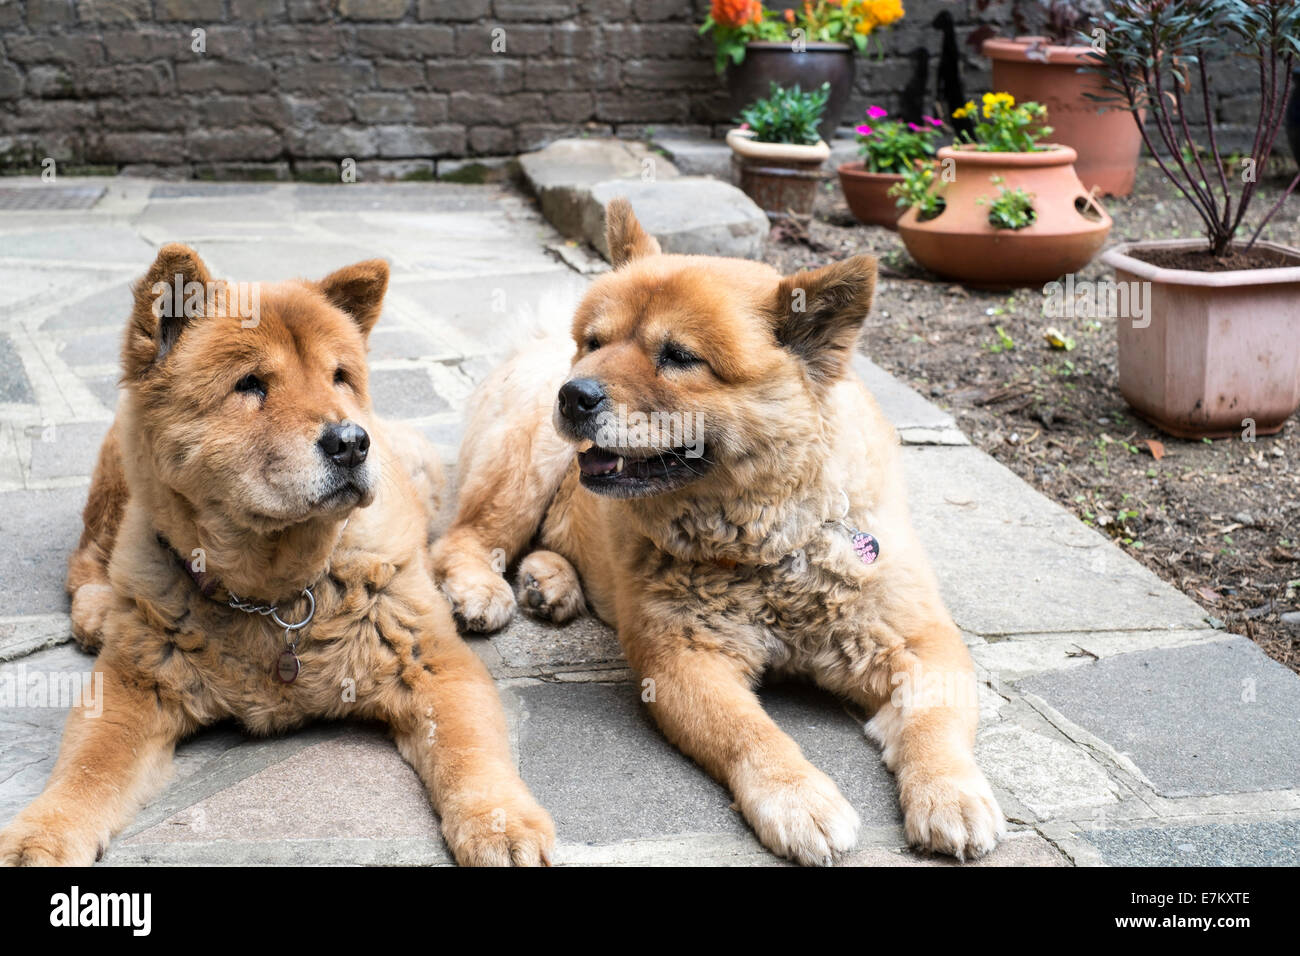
left=433, top=200, right=1004, bottom=865
left=0, top=245, right=553, bottom=866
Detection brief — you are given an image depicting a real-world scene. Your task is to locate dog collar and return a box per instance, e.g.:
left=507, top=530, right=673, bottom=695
left=155, top=532, right=320, bottom=684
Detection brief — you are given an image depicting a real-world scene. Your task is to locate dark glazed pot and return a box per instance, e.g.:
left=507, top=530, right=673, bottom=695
left=1287, top=67, right=1300, bottom=170
left=727, top=41, right=856, bottom=140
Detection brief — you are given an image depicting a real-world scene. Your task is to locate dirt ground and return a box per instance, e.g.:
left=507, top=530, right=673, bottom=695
left=762, top=160, right=1300, bottom=673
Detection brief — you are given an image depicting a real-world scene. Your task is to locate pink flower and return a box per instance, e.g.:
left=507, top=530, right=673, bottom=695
left=923, top=114, right=943, bottom=127
left=739, top=122, right=750, bottom=130
left=907, top=122, right=922, bottom=131
left=866, top=105, right=889, bottom=119
left=855, top=124, right=873, bottom=136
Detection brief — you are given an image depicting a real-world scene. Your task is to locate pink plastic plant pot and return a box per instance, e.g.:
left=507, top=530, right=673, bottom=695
left=1103, top=239, right=1300, bottom=439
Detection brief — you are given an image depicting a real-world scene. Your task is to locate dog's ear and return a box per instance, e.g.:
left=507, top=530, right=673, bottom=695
left=318, top=259, right=389, bottom=337
left=124, top=243, right=214, bottom=378
left=605, top=198, right=661, bottom=268
left=769, top=255, right=877, bottom=386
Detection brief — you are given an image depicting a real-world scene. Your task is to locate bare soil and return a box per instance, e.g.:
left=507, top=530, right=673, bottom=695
left=762, top=159, right=1300, bottom=672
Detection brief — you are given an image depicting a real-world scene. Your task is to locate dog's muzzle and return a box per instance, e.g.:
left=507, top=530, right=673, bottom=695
left=556, top=377, right=609, bottom=435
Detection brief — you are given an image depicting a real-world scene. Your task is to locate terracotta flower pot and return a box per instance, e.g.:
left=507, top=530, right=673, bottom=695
left=837, top=162, right=905, bottom=229
left=897, top=144, right=1112, bottom=288
left=727, top=128, right=829, bottom=221
left=1102, top=239, right=1300, bottom=439
left=727, top=41, right=856, bottom=140
left=985, top=36, right=1144, bottom=197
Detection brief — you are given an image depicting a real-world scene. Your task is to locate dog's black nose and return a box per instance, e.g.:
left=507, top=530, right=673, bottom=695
left=318, top=421, right=370, bottom=468
left=558, top=378, right=608, bottom=422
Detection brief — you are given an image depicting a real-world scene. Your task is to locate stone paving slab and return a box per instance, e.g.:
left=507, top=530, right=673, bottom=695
left=1017, top=637, right=1300, bottom=798
left=1081, top=820, right=1300, bottom=867
left=903, top=445, right=1212, bottom=637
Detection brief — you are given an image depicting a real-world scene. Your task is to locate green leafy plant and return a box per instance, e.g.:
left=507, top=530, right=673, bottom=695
left=736, top=81, right=830, bottom=145
left=953, top=92, right=1052, bottom=152
left=855, top=106, right=945, bottom=173
left=977, top=176, right=1036, bottom=229
left=1085, top=0, right=1300, bottom=258
left=888, top=160, right=947, bottom=221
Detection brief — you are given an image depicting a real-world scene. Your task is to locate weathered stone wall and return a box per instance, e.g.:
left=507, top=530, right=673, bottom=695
left=0, top=0, right=1263, bottom=179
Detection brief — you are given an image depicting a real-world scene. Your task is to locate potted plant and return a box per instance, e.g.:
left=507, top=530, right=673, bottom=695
left=969, top=0, right=1144, bottom=196
left=838, top=107, right=944, bottom=228
left=728, top=80, right=831, bottom=220
left=1089, top=0, right=1300, bottom=439
left=701, top=0, right=905, bottom=139
left=895, top=92, right=1112, bottom=287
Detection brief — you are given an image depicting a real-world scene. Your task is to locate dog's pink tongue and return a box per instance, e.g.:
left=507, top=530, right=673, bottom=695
left=578, top=448, right=619, bottom=476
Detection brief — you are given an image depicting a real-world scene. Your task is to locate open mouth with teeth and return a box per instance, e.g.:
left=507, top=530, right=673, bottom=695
left=576, top=443, right=711, bottom=497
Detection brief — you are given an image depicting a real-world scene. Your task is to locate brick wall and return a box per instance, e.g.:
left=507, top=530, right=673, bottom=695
left=0, top=0, right=1264, bottom=179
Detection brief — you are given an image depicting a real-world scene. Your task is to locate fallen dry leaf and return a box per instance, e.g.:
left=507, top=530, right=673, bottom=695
left=1144, top=439, right=1165, bottom=460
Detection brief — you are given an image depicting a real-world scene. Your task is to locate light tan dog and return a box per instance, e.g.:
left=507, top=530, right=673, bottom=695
left=0, top=245, right=554, bottom=867
left=433, top=200, right=1004, bottom=865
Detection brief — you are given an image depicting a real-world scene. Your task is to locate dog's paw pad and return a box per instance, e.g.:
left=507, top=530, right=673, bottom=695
left=514, top=552, right=584, bottom=624
left=738, top=767, right=860, bottom=867
left=900, top=766, right=1006, bottom=861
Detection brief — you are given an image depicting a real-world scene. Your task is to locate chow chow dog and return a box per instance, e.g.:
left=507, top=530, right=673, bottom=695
left=432, top=200, right=1004, bottom=865
left=0, top=245, right=553, bottom=866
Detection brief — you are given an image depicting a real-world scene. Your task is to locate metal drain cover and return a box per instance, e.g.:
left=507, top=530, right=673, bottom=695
left=0, top=185, right=106, bottom=211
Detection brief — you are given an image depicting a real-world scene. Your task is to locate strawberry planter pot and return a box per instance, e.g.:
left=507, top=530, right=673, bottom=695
left=727, top=128, right=829, bottom=221
left=985, top=37, right=1144, bottom=197
left=837, top=162, right=904, bottom=229
left=727, top=42, right=856, bottom=141
left=1102, top=239, right=1300, bottom=439
left=897, top=143, right=1111, bottom=288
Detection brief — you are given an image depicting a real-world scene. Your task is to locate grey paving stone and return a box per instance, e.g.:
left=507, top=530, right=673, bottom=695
left=852, top=353, right=962, bottom=438
left=0, top=642, right=98, bottom=827
left=0, top=486, right=86, bottom=616
left=586, top=177, right=768, bottom=261
left=1082, top=820, right=1300, bottom=866
left=0, top=265, right=121, bottom=319
left=368, top=367, right=446, bottom=419
left=491, top=612, right=622, bottom=671
left=150, top=184, right=278, bottom=199
left=844, top=830, right=1069, bottom=867
left=517, top=680, right=900, bottom=849
left=0, top=226, right=154, bottom=264
left=294, top=183, right=503, bottom=213
left=40, top=281, right=133, bottom=331
left=902, top=445, right=1211, bottom=636
left=366, top=325, right=446, bottom=362
left=0, top=335, right=34, bottom=404
left=27, top=421, right=110, bottom=480
left=187, top=239, right=384, bottom=284
left=393, top=269, right=588, bottom=351
left=1017, top=637, right=1300, bottom=797
left=52, top=328, right=121, bottom=368
left=80, top=373, right=121, bottom=412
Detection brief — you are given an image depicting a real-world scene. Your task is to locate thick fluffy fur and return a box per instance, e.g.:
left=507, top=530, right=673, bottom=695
left=1, top=245, right=553, bottom=867
left=433, top=200, right=1004, bottom=865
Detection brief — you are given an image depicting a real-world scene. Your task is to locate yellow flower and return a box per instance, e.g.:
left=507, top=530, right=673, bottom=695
left=951, top=99, right=976, bottom=120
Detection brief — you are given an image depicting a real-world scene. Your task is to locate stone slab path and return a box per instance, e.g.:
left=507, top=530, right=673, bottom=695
left=1, top=177, right=1298, bottom=866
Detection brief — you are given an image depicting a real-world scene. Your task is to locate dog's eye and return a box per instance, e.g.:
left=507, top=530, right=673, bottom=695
left=658, top=343, right=701, bottom=370
left=333, top=367, right=348, bottom=386
left=585, top=335, right=600, bottom=352
left=234, top=374, right=267, bottom=400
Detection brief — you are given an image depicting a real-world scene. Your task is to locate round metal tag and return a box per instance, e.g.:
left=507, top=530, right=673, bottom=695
left=275, top=650, right=301, bottom=684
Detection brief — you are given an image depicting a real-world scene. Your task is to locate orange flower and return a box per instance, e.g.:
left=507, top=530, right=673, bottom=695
left=712, top=0, right=764, bottom=28
left=784, top=6, right=795, bottom=22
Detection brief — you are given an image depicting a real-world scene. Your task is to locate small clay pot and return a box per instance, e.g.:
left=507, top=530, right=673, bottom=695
left=897, top=143, right=1112, bottom=288
left=1103, top=238, right=1300, bottom=439
left=727, top=128, right=829, bottom=221
left=837, top=162, right=905, bottom=229
left=727, top=42, right=856, bottom=141
left=985, top=36, right=1145, bottom=197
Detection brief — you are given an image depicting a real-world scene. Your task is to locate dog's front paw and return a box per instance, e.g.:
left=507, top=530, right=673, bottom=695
left=515, top=550, right=584, bottom=624
left=441, top=790, right=556, bottom=867
left=440, top=569, right=516, bottom=633
left=0, top=812, right=105, bottom=867
left=899, top=765, right=1005, bottom=861
left=735, top=765, right=860, bottom=866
